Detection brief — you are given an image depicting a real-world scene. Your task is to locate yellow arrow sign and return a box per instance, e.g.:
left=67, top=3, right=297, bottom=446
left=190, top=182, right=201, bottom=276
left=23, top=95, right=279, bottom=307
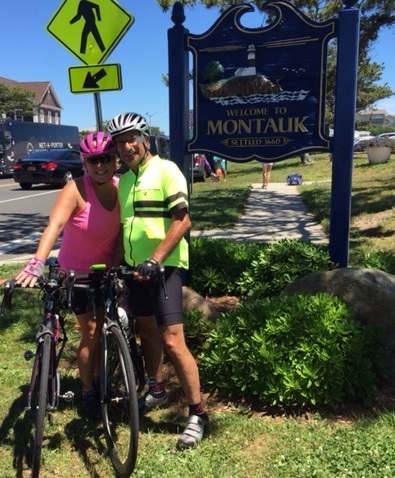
left=69, top=63, right=122, bottom=93
left=47, top=0, right=134, bottom=65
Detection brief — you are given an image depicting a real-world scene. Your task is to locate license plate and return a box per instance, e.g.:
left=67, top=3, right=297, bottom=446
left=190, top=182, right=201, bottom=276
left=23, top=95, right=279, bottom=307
left=28, top=166, right=36, bottom=171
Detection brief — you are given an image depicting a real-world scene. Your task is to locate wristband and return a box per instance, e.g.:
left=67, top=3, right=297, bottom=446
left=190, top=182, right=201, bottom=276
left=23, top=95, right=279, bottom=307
left=22, top=256, right=45, bottom=278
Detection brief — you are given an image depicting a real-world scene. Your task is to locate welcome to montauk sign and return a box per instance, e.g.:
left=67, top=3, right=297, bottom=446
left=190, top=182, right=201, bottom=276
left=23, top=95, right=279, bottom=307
left=187, top=2, right=335, bottom=162
left=168, top=0, right=360, bottom=268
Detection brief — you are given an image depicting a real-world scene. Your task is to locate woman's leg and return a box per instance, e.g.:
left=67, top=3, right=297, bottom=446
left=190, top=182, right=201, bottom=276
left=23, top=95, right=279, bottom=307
left=76, top=305, right=104, bottom=393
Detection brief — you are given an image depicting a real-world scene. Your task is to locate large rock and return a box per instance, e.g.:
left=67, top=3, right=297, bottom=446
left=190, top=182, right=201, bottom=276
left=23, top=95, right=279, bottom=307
left=283, top=267, right=395, bottom=327
left=284, top=267, right=395, bottom=380
left=182, top=286, right=221, bottom=320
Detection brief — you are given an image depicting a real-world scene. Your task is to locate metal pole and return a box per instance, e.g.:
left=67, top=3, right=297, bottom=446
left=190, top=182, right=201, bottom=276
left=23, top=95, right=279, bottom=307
left=94, top=92, right=103, bottom=131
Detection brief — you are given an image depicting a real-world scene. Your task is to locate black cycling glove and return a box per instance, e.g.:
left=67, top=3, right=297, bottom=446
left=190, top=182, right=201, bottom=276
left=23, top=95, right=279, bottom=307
left=136, top=259, right=162, bottom=279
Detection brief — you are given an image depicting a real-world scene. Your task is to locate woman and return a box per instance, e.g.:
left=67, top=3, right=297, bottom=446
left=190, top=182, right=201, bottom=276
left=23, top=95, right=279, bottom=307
left=261, top=161, right=274, bottom=188
left=16, top=132, right=120, bottom=419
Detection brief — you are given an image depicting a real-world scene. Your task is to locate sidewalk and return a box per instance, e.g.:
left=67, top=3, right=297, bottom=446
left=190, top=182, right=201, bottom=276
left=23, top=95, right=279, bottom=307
left=0, top=182, right=327, bottom=266
left=191, top=182, right=328, bottom=243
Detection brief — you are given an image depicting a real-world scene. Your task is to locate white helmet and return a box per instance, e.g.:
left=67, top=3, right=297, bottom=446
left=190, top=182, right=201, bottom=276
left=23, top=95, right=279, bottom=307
left=108, top=112, right=150, bottom=138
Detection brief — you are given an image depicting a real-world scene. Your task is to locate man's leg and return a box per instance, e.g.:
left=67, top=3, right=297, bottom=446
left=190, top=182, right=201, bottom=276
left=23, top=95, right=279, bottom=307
left=135, top=315, right=168, bottom=411
left=160, top=323, right=208, bottom=449
left=160, top=323, right=201, bottom=403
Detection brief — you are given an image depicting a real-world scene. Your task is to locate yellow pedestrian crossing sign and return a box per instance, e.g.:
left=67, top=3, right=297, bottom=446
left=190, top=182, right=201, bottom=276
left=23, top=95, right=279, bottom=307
left=47, top=0, right=134, bottom=65
left=69, top=63, right=122, bottom=93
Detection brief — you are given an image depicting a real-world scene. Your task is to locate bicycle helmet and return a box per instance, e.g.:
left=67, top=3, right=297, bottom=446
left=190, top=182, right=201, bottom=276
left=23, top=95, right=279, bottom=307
left=80, top=132, right=115, bottom=158
left=108, top=112, right=150, bottom=138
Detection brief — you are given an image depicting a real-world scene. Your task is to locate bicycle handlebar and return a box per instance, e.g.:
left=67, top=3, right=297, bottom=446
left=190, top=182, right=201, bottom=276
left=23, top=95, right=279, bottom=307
left=0, top=263, right=168, bottom=319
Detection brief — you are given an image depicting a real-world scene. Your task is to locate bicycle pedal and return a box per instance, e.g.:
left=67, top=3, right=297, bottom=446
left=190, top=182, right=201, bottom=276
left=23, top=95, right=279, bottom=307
left=23, top=350, right=35, bottom=360
left=60, top=391, right=74, bottom=402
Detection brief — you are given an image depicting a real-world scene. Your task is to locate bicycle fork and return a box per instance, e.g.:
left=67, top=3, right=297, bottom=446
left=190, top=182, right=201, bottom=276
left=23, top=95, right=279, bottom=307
left=24, top=327, right=74, bottom=412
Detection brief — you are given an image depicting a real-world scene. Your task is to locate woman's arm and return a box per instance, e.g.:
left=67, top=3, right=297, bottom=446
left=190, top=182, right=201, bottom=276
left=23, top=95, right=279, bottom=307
left=16, top=179, right=82, bottom=287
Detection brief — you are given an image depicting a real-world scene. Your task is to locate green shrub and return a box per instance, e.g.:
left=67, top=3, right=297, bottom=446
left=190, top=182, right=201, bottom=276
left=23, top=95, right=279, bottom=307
left=189, top=238, right=334, bottom=298
left=236, top=239, right=335, bottom=299
left=189, top=237, right=264, bottom=296
left=199, top=293, right=387, bottom=407
left=183, top=309, right=217, bottom=355
left=362, top=251, right=395, bottom=274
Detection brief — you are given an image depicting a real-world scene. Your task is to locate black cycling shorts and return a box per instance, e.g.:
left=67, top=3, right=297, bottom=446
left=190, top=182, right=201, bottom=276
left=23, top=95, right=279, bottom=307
left=126, top=267, right=184, bottom=327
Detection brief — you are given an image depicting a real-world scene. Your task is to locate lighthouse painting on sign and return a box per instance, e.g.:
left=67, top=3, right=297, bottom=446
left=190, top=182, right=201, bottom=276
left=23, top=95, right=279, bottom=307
left=187, top=2, right=336, bottom=163
left=199, top=43, right=310, bottom=106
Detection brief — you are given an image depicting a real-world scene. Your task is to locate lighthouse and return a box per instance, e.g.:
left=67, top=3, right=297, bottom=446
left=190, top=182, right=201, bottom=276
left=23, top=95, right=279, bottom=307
left=235, top=44, right=257, bottom=77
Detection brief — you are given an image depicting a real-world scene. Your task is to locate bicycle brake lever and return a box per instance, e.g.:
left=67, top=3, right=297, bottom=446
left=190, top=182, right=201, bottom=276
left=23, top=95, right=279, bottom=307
left=67, top=271, right=76, bottom=309
left=0, top=280, right=15, bottom=317
left=160, top=267, right=168, bottom=300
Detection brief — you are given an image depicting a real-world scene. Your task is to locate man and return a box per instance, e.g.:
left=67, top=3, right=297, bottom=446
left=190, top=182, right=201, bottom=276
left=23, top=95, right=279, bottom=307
left=109, top=112, right=208, bottom=449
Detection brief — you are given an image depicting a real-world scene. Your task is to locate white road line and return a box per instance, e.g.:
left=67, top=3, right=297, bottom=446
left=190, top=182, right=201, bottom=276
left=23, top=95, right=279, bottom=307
left=0, top=190, right=57, bottom=204
left=0, top=232, right=42, bottom=255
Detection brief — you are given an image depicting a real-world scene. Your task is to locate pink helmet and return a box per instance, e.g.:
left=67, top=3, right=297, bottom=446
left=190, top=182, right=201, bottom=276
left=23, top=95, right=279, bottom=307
left=80, top=132, right=115, bottom=158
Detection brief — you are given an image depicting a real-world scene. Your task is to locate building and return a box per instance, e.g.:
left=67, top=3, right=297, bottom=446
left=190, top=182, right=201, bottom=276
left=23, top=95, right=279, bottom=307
left=355, top=108, right=395, bottom=127
left=0, top=76, right=62, bottom=124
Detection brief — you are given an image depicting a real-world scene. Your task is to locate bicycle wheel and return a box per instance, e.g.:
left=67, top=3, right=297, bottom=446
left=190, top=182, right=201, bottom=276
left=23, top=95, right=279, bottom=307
left=101, top=325, right=139, bottom=477
left=31, top=333, right=51, bottom=478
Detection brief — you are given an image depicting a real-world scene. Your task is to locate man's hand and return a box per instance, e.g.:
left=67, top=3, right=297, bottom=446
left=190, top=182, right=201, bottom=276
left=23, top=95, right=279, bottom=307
left=135, top=259, right=162, bottom=280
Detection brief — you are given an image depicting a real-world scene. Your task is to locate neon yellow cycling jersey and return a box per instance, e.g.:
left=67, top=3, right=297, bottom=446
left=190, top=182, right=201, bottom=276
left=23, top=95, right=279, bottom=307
left=118, top=155, right=189, bottom=268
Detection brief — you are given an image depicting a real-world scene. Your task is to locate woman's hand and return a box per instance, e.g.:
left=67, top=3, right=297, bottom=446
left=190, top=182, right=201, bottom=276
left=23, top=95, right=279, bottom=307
left=15, top=256, right=45, bottom=288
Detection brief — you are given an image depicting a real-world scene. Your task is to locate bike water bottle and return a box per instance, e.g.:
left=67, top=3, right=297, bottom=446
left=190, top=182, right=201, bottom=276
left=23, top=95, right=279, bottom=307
left=118, top=307, right=132, bottom=340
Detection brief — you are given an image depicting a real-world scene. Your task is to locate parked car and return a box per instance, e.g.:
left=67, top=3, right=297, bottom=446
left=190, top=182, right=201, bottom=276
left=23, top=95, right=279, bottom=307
left=116, top=134, right=170, bottom=175
left=354, top=133, right=395, bottom=153
left=377, top=132, right=395, bottom=138
left=13, top=148, right=84, bottom=190
left=353, top=136, right=375, bottom=152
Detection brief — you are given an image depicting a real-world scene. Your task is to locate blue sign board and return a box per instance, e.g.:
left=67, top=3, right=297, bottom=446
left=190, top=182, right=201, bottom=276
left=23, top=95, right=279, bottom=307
left=187, top=2, right=336, bottom=162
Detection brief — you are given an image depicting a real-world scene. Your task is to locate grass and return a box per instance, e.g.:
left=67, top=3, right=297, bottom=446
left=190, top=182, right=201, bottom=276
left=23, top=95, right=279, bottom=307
left=1, top=152, right=395, bottom=477
left=2, top=287, right=395, bottom=478
left=190, top=152, right=395, bottom=263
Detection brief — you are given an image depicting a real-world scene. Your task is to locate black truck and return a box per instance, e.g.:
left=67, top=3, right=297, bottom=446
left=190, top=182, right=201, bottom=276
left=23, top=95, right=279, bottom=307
left=0, top=121, right=80, bottom=176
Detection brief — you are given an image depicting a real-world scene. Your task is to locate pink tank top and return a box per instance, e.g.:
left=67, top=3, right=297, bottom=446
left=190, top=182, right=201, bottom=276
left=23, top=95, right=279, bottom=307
left=58, top=175, right=120, bottom=274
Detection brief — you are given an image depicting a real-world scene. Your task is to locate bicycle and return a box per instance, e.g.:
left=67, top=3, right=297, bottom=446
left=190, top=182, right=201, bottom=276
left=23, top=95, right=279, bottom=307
left=72, top=264, right=142, bottom=478
left=1, top=262, right=75, bottom=478
left=1, top=262, right=145, bottom=478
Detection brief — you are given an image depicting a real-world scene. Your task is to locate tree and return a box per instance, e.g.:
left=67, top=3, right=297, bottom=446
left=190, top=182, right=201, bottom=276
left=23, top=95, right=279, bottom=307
left=157, top=0, right=395, bottom=112
left=0, top=83, right=36, bottom=120
left=150, top=125, right=166, bottom=135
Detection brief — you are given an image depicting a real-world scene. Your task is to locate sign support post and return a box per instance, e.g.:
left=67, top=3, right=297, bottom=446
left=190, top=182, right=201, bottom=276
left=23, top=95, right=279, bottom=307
left=329, top=3, right=360, bottom=267
left=168, top=3, right=190, bottom=177
left=94, top=92, right=103, bottom=131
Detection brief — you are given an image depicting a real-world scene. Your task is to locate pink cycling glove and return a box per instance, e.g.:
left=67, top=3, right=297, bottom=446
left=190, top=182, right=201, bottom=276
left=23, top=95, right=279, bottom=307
left=22, top=256, right=45, bottom=278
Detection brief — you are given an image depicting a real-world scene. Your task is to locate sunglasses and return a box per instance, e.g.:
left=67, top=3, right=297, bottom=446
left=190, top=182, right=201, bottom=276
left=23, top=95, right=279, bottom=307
left=114, top=135, right=144, bottom=145
left=86, top=154, right=114, bottom=165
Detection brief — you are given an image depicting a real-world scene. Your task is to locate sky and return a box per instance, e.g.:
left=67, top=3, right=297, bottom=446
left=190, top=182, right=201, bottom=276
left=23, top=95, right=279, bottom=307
left=3, top=1, right=395, bottom=135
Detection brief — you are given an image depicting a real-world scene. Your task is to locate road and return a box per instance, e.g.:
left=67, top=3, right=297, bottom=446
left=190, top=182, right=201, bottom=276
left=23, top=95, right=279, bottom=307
left=0, top=177, right=61, bottom=264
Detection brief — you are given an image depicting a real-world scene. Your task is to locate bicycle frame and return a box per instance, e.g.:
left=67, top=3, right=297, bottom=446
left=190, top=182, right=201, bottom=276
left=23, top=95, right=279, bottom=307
left=80, top=265, right=145, bottom=391
left=24, top=267, right=72, bottom=412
